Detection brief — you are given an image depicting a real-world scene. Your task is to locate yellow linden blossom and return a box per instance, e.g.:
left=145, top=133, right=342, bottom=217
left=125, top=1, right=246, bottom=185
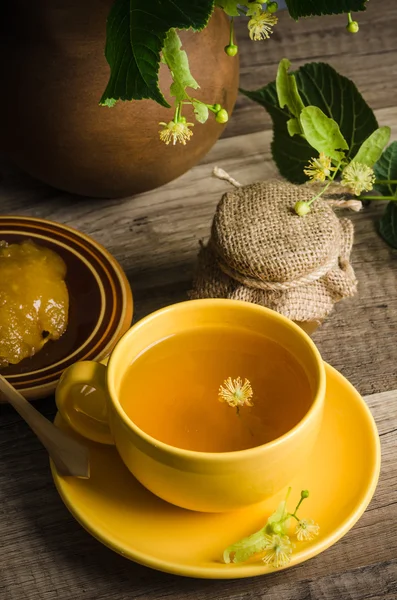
left=248, top=9, right=278, bottom=41
left=262, top=534, right=293, bottom=568
left=341, top=161, right=376, bottom=196
left=295, top=519, right=320, bottom=542
left=159, top=120, right=194, bottom=146
left=219, top=377, right=253, bottom=408
left=304, top=153, right=336, bottom=182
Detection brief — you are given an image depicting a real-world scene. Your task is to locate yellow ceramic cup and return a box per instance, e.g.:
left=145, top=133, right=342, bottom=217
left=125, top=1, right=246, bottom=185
left=56, top=299, right=326, bottom=513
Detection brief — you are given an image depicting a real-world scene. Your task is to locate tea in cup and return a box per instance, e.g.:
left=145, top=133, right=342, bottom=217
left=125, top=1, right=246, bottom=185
left=56, top=299, right=325, bottom=512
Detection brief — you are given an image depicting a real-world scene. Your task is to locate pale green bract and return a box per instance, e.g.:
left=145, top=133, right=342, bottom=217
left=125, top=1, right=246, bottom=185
left=300, top=106, right=348, bottom=162
left=276, top=58, right=305, bottom=136
left=214, top=0, right=259, bottom=17
left=287, top=118, right=303, bottom=137
left=353, top=126, right=391, bottom=168
left=265, top=500, right=290, bottom=534
left=162, top=29, right=199, bottom=103
left=193, top=101, right=209, bottom=124
left=214, top=0, right=240, bottom=17
left=223, top=528, right=270, bottom=564
left=223, top=500, right=290, bottom=564
left=246, top=2, right=263, bottom=16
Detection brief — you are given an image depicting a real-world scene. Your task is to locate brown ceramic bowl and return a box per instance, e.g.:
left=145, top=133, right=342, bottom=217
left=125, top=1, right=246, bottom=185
left=0, top=216, right=133, bottom=400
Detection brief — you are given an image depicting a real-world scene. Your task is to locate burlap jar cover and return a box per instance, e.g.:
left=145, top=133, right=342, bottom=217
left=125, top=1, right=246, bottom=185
left=190, top=179, right=357, bottom=323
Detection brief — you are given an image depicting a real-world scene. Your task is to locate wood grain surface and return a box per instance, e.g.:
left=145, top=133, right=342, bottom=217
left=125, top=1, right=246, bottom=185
left=1, top=1, right=397, bottom=598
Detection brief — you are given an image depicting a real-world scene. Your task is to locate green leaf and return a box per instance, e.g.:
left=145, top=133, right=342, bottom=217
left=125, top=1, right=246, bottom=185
left=100, top=0, right=215, bottom=108
left=240, top=62, right=378, bottom=183
left=373, top=142, right=397, bottom=248
left=354, top=127, right=391, bottom=168
left=223, top=527, right=269, bottom=564
left=276, top=59, right=305, bottom=124
left=374, top=141, right=397, bottom=197
left=162, top=29, right=199, bottom=103
left=286, top=0, right=367, bottom=20
left=193, top=101, right=209, bottom=123
left=300, top=106, right=348, bottom=161
left=379, top=202, right=397, bottom=249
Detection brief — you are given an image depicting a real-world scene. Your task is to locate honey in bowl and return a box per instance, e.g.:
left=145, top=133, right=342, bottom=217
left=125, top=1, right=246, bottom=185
left=119, top=326, right=313, bottom=453
left=0, top=240, right=69, bottom=367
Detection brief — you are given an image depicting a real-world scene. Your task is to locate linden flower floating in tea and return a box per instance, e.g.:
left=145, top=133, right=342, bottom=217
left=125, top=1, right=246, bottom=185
left=218, top=377, right=254, bottom=413
left=223, top=488, right=320, bottom=569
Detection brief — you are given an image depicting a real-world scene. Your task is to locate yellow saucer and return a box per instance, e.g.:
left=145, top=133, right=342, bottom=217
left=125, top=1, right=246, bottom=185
left=51, top=363, right=380, bottom=579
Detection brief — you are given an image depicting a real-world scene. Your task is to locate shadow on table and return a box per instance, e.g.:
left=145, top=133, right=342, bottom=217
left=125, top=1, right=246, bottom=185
left=0, top=156, right=124, bottom=213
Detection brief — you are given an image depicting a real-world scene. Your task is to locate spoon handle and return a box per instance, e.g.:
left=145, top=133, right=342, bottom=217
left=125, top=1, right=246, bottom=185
left=0, top=375, right=90, bottom=478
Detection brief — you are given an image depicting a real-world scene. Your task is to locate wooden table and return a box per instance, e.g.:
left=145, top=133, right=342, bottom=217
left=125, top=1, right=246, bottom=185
left=1, top=3, right=397, bottom=598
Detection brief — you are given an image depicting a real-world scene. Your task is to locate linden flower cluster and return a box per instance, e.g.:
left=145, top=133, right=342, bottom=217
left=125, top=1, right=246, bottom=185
left=247, top=3, right=278, bottom=42
left=295, top=153, right=377, bottom=216
left=223, top=489, right=320, bottom=568
left=105, top=2, right=363, bottom=150
left=158, top=103, right=229, bottom=147
left=303, top=153, right=336, bottom=183
left=341, top=161, right=376, bottom=196
left=158, top=2, right=279, bottom=146
left=159, top=117, right=194, bottom=146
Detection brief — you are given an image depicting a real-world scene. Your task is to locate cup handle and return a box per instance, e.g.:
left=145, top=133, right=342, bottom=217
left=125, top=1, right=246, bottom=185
left=56, top=361, right=114, bottom=445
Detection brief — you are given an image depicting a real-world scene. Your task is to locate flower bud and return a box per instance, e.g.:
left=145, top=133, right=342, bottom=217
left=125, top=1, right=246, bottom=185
left=267, top=1, right=278, bottom=13
left=294, top=201, right=311, bottom=216
left=224, top=43, right=238, bottom=57
left=213, top=103, right=222, bottom=113
left=270, top=522, right=283, bottom=534
left=301, top=490, right=309, bottom=499
left=215, top=108, right=229, bottom=124
left=347, top=20, right=359, bottom=33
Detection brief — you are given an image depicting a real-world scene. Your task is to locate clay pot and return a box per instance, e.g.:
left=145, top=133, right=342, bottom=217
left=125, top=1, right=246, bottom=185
left=0, top=3, right=239, bottom=198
